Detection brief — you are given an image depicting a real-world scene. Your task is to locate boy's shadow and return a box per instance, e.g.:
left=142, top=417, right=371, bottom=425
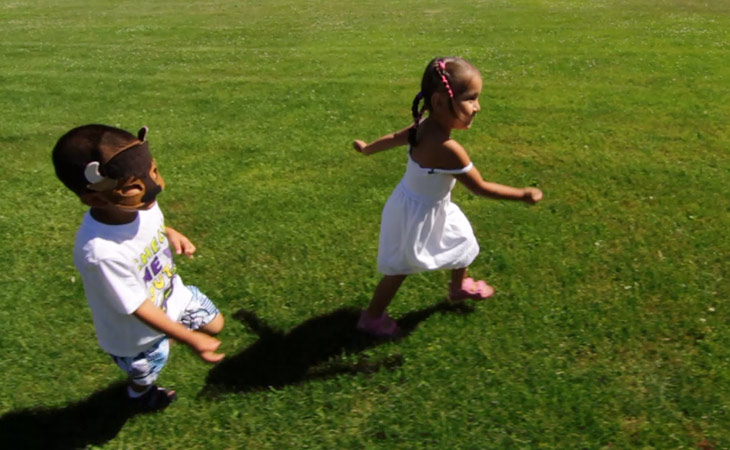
left=202, top=299, right=475, bottom=395
left=0, top=381, right=144, bottom=450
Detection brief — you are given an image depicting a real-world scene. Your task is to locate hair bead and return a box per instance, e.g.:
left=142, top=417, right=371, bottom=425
left=436, top=60, right=454, bottom=98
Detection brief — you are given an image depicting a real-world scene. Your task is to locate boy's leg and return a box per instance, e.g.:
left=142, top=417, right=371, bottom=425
left=200, top=313, right=225, bottom=335
left=110, top=338, right=176, bottom=411
left=181, top=285, right=224, bottom=334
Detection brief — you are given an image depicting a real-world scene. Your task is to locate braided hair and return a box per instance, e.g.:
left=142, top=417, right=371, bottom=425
left=408, top=57, right=479, bottom=146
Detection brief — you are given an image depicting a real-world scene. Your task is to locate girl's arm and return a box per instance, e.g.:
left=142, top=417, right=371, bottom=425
left=133, top=299, right=225, bottom=363
left=353, top=126, right=412, bottom=156
left=445, top=141, right=542, bottom=203
left=456, top=166, right=542, bottom=203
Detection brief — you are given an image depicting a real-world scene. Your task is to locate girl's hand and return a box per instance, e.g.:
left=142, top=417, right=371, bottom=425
left=522, top=187, right=543, bottom=204
left=166, top=226, right=196, bottom=258
left=353, top=139, right=368, bottom=154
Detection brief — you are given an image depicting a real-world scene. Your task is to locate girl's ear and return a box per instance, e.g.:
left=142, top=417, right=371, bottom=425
left=430, top=91, right=448, bottom=112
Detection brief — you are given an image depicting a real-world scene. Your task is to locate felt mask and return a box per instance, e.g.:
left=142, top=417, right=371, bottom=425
left=84, top=127, right=165, bottom=209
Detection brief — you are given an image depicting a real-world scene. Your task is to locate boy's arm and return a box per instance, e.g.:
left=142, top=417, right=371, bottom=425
left=166, top=226, right=196, bottom=258
left=353, top=126, right=412, bottom=156
left=133, top=299, right=224, bottom=363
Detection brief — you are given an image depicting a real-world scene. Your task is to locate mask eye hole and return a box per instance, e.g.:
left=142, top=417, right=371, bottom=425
left=119, top=182, right=144, bottom=196
left=149, top=160, right=163, bottom=181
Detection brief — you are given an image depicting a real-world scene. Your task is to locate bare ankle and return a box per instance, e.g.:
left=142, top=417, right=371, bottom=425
left=364, top=308, right=384, bottom=319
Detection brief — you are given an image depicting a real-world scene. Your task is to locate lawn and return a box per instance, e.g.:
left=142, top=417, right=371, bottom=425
left=1, top=0, right=729, bottom=448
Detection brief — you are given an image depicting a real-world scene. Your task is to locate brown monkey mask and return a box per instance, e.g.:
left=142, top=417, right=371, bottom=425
left=85, top=127, right=166, bottom=210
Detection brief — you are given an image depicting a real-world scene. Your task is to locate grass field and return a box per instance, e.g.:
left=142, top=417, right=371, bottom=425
left=1, top=0, right=729, bottom=448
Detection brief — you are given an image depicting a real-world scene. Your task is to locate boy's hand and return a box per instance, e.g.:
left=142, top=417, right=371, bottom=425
left=166, top=227, right=196, bottom=258
left=522, top=187, right=543, bottom=204
left=188, top=331, right=225, bottom=363
left=353, top=140, right=368, bottom=154
left=134, top=300, right=224, bottom=363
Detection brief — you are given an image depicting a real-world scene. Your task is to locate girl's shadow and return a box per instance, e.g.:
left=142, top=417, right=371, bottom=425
left=202, top=299, right=475, bottom=395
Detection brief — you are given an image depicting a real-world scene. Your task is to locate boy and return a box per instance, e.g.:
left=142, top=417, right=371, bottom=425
left=52, top=124, right=225, bottom=411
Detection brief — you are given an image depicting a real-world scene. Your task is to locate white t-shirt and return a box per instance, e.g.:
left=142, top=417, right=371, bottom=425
left=73, top=203, right=192, bottom=357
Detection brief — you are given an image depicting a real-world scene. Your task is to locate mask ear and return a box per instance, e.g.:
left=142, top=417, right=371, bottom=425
left=137, top=126, right=148, bottom=141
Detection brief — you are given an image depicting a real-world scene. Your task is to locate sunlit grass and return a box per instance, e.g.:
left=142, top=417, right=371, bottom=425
left=1, top=0, right=729, bottom=448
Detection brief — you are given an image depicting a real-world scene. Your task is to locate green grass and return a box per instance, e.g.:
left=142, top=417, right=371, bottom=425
left=1, top=0, right=730, bottom=448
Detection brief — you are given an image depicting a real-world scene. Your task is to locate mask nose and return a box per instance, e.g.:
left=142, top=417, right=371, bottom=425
left=140, top=175, right=164, bottom=203
left=140, top=161, right=165, bottom=203
left=141, top=183, right=162, bottom=203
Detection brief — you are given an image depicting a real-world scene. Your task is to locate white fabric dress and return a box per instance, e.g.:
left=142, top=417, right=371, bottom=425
left=377, top=150, right=480, bottom=275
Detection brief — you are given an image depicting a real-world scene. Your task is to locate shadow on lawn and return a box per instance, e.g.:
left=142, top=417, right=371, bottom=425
left=202, top=299, right=475, bottom=395
left=0, top=381, right=143, bottom=450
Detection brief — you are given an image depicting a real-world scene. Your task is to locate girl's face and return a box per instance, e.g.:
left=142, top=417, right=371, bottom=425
left=451, top=72, right=482, bottom=129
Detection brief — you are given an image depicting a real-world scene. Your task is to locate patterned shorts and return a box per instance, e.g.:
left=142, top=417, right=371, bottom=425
left=110, top=285, right=220, bottom=387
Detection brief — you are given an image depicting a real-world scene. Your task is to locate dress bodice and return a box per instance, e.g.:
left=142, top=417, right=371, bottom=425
left=376, top=150, right=479, bottom=275
left=401, top=151, right=473, bottom=203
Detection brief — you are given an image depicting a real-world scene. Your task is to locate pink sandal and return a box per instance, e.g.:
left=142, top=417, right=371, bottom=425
left=356, top=310, right=401, bottom=338
left=449, top=277, right=495, bottom=300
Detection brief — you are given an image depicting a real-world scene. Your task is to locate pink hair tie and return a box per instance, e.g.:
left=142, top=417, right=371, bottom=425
left=437, top=60, right=454, bottom=98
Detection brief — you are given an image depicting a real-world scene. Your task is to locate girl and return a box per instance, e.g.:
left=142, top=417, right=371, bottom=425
left=353, top=57, right=542, bottom=338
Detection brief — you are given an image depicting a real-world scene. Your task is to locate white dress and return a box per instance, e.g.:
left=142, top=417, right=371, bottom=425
left=377, top=150, right=480, bottom=275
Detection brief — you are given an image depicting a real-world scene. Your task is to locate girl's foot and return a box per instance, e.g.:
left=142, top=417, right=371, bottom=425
left=356, top=310, right=401, bottom=338
left=450, top=277, right=494, bottom=300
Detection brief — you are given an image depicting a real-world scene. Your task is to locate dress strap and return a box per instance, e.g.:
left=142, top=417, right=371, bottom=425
left=426, top=162, right=473, bottom=175
left=408, top=147, right=474, bottom=175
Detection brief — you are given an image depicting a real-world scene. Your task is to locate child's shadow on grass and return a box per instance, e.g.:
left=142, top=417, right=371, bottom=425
left=0, top=381, right=141, bottom=450
left=202, top=299, right=475, bottom=395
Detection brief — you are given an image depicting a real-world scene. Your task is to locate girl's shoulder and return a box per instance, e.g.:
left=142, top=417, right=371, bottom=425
left=411, top=120, right=473, bottom=170
left=417, top=138, right=472, bottom=171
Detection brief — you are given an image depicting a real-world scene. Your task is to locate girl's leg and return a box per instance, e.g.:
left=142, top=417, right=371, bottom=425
left=358, top=275, right=407, bottom=337
left=450, top=267, right=468, bottom=292
left=449, top=267, right=494, bottom=300
left=364, top=274, right=407, bottom=319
